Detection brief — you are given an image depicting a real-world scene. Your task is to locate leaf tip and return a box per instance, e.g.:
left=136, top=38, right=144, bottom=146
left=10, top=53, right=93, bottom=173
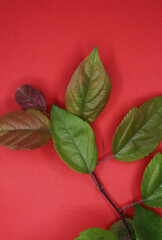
left=92, top=46, right=99, bottom=55
left=93, top=45, right=98, bottom=51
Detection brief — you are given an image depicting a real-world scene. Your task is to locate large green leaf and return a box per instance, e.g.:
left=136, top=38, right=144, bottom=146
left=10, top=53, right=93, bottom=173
left=65, top=47, right=111, bottom=123
left=110, top=218, right=136, bottom=239
left=75, top=227, right=118, bottom=240
left=112, top=97, right=162, bottom=161
left=141, top=152, right=162, bottom=207
left=134, top=205, right=162, bottom=240
left=0, top=109, right=51, bottom=150
left=50, top=105, right=97, bottom=174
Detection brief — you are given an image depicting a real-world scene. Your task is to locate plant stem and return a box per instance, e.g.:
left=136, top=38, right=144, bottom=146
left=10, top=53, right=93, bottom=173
left=96, top=155, right=114, bottom=166
left=121, top=200, right=144, bottom=213
left=44, top=111, right=50, bottom=117
left=90, top=171, right=135, bottom=240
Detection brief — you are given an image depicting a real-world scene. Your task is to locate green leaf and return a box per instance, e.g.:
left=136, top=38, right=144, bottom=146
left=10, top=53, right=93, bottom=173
left=0, top=109, right=51, bottom=150
left=134, top=205, right=162, bottom=240
left=50, top=105, right=97, bottom=174
left=112, top=96, right=162, bottom=161
left=110, top=218, right=136, bottom=239
left=65, top=47, right=111, bottom=123
left=75, top=227, right=118, bottom=240
left=141, top=152, right=162, bottom=207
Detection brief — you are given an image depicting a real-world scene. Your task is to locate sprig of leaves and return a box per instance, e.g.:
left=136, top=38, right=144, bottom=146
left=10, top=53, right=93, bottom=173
left=0, top=47, right=162, bottom=239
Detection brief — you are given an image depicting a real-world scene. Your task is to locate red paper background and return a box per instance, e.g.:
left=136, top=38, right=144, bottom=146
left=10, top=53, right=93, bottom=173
left=0, top=0, right=162, bottom=239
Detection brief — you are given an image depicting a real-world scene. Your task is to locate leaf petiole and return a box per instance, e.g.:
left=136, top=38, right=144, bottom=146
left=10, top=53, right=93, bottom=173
left=121, top=200, right=144, bottom=213
left=43, top=111, right=50, bottom=117
left=96, top=155, right=114, bottom=166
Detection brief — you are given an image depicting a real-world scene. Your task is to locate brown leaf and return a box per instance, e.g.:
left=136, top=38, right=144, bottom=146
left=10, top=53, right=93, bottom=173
left=0, top=109, right=51, bottom=150
left=15, top=84, right=47, bottom=112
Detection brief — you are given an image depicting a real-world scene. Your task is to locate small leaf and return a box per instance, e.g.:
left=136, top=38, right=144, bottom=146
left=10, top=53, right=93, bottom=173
left=141, top=152, right=162, bottom=207
left=113, top=96, right=162, bottom=161
left=75, top=227, right=118, bottom=240
left=50, top=105, right=97, bottom=174
left=15, top=84, right=47, bottom=112
left=65, top=47, right=111, bottom=123
left=134, top=205, right=162, bottom=240
left=110, top=218, right=136, bottom=239
left=0, top=109, right=51, bottom=150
